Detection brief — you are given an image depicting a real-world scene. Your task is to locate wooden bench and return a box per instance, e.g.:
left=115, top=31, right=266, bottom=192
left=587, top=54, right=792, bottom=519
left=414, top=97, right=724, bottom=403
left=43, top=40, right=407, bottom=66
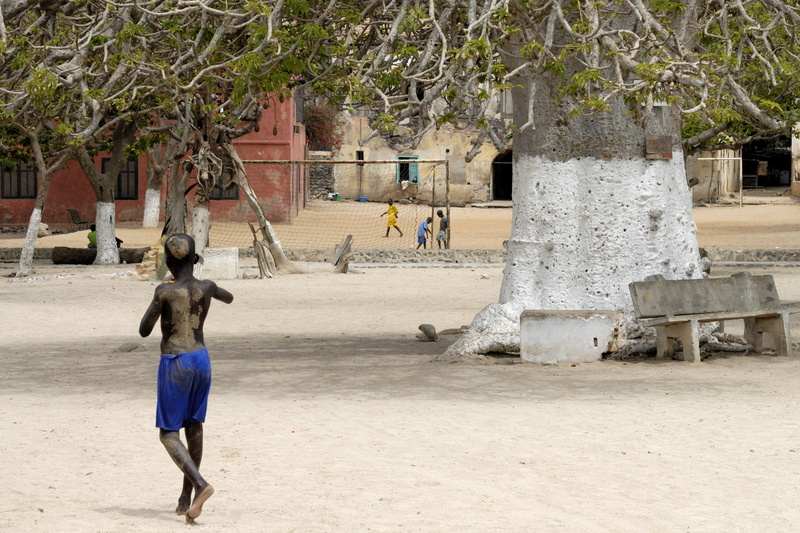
left=629, top=272, right=800, bottom=362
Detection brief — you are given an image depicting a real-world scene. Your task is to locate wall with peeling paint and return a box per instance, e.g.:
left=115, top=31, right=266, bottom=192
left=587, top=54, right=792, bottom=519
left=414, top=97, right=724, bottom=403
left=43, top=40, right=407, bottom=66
left=335, top=113, right=507, bottom=205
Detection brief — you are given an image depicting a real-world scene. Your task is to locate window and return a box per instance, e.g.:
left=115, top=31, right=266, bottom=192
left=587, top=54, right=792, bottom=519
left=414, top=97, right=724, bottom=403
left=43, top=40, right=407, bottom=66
left=210, top=182, right=239, bottom=200
left=102, top=158, right=138, bottom=200
left=396, top=155, right=419, bottom=184
left=1, top=160, right=37, bottom=199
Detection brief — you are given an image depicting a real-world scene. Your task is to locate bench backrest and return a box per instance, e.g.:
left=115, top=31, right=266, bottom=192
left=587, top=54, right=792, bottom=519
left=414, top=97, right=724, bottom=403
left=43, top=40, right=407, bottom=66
left=629, top=273, right=781, bottom=318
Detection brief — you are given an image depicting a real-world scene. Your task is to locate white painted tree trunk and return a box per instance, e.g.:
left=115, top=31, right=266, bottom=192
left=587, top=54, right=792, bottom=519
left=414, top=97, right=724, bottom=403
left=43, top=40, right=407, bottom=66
left=93, top=202, right=120, bottom=264
left=191, top=203, right=210, bottom=257
left=142, top=187, right=161, bottom=228
left=15, top=207, right=42, bottom=278
left=441, top=83, right=702, bottom=358
left=442, top=153, right=701, bottom=359
left=191, top=203, right=210, bottom=279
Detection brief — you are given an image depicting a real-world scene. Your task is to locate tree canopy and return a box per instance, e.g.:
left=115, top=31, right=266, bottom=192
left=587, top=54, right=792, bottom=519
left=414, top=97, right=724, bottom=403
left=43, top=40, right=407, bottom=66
left=1, top=1, right=798, bottom=162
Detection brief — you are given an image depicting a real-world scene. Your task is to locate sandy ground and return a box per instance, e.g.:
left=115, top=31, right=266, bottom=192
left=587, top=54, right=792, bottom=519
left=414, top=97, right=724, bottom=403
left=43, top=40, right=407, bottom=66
left=3, top=197, right=800, bottom=532
left=3, top=194, right=800, bottom=251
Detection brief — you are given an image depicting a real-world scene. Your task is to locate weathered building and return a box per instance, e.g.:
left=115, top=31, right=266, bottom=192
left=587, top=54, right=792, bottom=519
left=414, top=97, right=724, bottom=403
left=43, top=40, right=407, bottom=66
left=330, top=98, right=513, bottom=205
left=0, top=94, right=307, bottom=227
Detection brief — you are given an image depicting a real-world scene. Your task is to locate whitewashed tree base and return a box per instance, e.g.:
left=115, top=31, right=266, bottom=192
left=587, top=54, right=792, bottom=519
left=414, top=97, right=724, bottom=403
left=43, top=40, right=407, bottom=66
left=142, top=188, right=160, bottom=228
left=93, top=202, right=120, bottom=265
left=442, top=153, right=701, bottom=359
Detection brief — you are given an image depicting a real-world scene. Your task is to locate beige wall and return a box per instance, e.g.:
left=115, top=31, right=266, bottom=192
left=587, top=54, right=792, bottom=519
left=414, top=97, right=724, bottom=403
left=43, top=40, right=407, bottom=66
left=335, top=115, right=502, bottom=205
left=688, top=149, right=740, bottom=202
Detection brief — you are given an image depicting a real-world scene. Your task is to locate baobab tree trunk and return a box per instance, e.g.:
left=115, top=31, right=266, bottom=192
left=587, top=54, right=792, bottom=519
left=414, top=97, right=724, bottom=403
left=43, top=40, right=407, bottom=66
left=442, top=85, right=702, bottom=359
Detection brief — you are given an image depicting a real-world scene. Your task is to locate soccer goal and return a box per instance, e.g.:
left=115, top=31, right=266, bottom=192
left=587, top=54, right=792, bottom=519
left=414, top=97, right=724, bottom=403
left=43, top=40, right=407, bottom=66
left=196, top=159, right=452, bottom=251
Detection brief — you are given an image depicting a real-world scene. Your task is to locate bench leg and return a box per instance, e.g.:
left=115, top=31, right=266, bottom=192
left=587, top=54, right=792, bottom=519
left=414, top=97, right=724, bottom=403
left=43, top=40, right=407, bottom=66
left=655, top=327, right=674, bottom=359
left=655, top=321, right=701, bottom=362
left=676, top=320, right=701, bottom=363
left=744, top=318, right=762, bottom=352
left=747, top=315, right=792, bottom=357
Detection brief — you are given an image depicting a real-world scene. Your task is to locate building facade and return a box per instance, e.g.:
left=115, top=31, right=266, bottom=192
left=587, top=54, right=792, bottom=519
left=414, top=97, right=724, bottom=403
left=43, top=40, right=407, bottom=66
left=0, top=94, right=307, bottom=227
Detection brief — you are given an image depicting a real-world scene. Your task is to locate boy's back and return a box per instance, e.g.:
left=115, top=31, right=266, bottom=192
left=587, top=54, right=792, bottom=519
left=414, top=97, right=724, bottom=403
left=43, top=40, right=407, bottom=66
left=152, top=277, right=221, bottom=354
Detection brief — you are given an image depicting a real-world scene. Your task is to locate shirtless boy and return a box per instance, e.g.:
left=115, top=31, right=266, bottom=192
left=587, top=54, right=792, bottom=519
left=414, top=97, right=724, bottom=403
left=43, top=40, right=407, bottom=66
left=139, top=233, right=234, bottom=522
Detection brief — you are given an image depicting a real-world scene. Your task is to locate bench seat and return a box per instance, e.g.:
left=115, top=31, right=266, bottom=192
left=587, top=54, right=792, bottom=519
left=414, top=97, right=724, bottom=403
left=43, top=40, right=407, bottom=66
left=630, top=273, right=800, bottom=362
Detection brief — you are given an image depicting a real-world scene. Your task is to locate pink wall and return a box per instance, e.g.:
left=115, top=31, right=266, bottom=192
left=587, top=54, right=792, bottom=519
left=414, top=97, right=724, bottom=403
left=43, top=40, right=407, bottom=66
left=0, top=94, right=306, bottom=227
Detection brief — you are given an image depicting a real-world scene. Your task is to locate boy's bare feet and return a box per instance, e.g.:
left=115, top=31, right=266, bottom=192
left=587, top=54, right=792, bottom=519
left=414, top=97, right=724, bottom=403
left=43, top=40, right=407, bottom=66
left=186, top=484, right=214, bottom=521
left=176, top=495, right=190, bottom=516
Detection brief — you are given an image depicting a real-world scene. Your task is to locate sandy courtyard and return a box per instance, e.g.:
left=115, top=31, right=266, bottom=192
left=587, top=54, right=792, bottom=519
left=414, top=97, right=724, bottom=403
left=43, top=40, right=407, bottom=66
left=3, top=260, right=800, bottom=532
left=3, top=199, right=800, bottom=532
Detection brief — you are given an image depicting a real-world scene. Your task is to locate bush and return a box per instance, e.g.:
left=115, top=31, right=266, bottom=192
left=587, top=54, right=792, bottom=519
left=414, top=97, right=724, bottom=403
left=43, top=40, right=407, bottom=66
left=304, top=103, right=346, bottom=152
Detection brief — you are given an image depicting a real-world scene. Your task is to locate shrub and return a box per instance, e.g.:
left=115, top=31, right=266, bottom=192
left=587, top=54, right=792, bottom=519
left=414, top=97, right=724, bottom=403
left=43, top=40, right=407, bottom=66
left=304, top=103, right=346, bottom=152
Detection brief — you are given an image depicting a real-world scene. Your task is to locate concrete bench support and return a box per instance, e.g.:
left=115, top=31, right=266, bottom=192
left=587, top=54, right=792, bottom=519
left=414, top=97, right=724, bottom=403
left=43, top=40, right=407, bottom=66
left=520, top=310, right=619, bottom=364
left=198, top=247, right=239, bottom=279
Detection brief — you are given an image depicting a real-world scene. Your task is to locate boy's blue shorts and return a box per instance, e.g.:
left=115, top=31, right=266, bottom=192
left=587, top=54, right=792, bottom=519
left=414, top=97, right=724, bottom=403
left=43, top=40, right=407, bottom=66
left=156, top=347, right=212, bottom=431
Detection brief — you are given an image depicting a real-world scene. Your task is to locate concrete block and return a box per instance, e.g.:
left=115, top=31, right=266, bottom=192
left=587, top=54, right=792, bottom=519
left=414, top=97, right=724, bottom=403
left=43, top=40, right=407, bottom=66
left=199, top=247, right=239, bottom=279
left=520, top=310, right=619, bottom=363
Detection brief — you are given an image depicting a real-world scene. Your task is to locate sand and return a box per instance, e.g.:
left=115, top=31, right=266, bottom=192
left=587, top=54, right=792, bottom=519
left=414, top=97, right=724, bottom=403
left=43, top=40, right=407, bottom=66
left=3, top=197, right=800, bottom=532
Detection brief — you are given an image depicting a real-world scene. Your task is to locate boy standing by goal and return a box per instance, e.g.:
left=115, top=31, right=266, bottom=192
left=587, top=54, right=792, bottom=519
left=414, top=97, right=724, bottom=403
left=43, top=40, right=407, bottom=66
left=417, top=216, right=433, bottom=249
left=436, top=209, right=448, bottom=249
left=139, top=233, right=234, bottom=522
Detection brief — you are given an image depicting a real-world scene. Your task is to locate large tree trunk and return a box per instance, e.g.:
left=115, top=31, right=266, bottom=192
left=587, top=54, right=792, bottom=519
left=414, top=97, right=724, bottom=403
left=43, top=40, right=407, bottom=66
left=15, top=136, right=69, bottom=277
left=76, top=124, right=136, bottom=265
left=16, top=206, right=45, bottom=278
left=94, top=201, right=120, bottom=264
left=191, top=199, right=211, bottom=257
left=142, top=187, right=161, bottom=228
left=442, top=81, right=701, bottom=359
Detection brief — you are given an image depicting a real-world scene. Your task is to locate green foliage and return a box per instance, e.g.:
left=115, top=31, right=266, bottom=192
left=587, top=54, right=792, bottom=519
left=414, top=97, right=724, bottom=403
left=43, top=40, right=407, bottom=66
left=25, top=70, right=59, bottom=110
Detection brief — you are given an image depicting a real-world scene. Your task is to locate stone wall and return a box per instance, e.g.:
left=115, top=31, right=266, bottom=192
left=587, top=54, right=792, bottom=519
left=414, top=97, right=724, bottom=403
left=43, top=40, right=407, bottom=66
left=4, top=247, right=800, bottom=265
left=309, top=151, right=335, bottom=198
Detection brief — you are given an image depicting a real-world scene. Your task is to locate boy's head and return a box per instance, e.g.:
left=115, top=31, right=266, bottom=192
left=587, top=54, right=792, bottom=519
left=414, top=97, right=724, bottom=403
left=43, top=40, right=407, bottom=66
left=426, top=217, right=433, bottom=223
left=388, top=199, right=393, bottom=205
left=90, top=224, right=96, bottom=231
left=164, top=233, right=198, bottom=272
left=437, top=210, right=444, bottom=217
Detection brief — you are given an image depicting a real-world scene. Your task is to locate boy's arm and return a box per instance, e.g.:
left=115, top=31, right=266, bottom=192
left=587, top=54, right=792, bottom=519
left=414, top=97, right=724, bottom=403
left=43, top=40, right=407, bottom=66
left=139, top=289, right=162, bottom=337
left=213, top=283, right=234, bottom=304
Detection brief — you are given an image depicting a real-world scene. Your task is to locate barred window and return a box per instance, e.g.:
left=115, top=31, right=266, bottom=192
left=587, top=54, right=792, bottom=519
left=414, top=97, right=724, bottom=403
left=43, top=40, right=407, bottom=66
left=210, top=182, right=239, bottom=200
left=1, top=160, right=37, bottom=199
left=102, top=158, right=138, bottom=200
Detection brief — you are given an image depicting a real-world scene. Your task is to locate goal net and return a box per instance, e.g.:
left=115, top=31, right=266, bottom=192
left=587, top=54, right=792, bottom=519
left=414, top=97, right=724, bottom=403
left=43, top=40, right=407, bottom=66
left=194, top=159, right=451, bottom=251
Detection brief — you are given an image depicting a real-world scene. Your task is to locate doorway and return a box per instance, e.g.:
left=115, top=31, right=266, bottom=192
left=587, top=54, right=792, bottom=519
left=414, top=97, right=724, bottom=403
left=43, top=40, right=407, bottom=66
left=492, top=150, right=513, bottom=200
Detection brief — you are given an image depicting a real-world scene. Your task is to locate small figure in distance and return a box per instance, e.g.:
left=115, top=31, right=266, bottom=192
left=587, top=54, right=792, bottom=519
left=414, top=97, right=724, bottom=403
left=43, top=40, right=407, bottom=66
left=417, top=216, right=433, bottom=249
left=436, top=210, right=448, bottom=249
left=87, top=223, right=123, bottom=248
left=139, top=233, right=233, bottom=523
left=380, top=199, right=404, bottom=237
